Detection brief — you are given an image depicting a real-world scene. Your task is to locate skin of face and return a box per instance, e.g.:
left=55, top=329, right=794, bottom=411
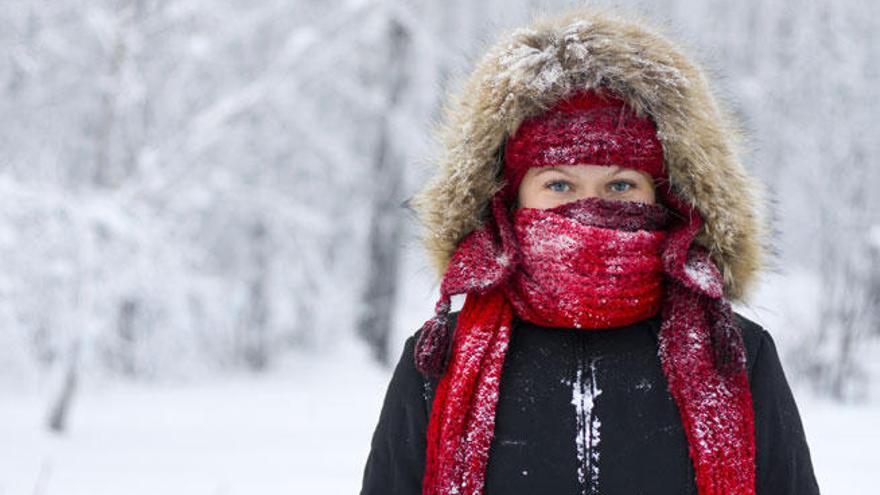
left=516, top=164, right=657, bottom=209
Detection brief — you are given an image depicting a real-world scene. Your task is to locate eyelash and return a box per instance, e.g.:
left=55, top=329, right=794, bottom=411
left=545, top=180, right=573, bottom=192
left=608, top=180, right=636, bottom=193
left=544, top=179, right=636, bottom=193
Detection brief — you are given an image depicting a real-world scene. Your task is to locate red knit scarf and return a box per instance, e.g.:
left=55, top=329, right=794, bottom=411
left=415, top=193, right=756, bottom=495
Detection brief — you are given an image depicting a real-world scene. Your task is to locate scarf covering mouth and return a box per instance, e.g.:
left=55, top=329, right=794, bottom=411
left=505, top=197, right=670, bottom=329
left=415, top=193, right=756, bottom=495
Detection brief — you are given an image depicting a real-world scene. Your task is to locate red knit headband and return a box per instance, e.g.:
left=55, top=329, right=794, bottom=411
left=502, top=88, right=666, bottom=203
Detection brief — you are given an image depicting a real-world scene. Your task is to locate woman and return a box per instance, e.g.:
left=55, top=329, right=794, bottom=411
left=361, top=7, right=820, bottom=495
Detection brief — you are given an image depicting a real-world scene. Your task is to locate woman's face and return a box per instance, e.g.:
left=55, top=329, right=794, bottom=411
left=516, top=164, right=656, bottom=209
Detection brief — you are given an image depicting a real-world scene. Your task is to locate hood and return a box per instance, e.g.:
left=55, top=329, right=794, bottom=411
left=409, top=6, right=769, bottom=302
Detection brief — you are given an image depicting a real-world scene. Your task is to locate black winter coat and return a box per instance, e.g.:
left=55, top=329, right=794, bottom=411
left=360, top=311, right=821, bottom=494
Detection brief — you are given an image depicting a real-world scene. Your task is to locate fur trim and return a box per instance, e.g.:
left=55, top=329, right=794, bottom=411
left=409, top=6, right=769, bottom=301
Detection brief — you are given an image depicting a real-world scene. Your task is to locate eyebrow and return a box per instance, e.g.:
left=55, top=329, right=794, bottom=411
left=536, top=165, right=626, bottom=176
left=535, top=166, right=573, bottom=176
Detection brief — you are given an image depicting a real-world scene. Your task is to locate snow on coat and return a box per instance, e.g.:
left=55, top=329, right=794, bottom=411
left=361, top=311, right=820, bottom=494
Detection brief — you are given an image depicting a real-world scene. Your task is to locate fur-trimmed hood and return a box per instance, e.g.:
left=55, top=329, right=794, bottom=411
left=409, top=6, right=769, bottom=302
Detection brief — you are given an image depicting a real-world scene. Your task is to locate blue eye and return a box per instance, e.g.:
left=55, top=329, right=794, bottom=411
left=546, top=180, right=573, bottom=192
left=608, top=180, right=634, bottom=193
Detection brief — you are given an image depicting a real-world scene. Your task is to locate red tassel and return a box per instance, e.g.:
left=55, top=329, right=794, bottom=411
left=413, top=297, right=453, bottom=377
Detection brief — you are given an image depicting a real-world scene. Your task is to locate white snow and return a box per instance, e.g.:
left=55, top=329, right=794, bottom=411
left=564, top=359, right=602, bottom=494
left=0, top=339, right=388, bottom=495
left=868, top=224, right=880, bottom=249
left=797, top=392, right=880, bottom=494
left=683, top=256, right=722, bottom=296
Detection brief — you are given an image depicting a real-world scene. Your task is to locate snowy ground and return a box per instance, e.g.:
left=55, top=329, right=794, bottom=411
left=1, top=340, right=877, bottom=495
left=0, top=339, right=388, bottom=495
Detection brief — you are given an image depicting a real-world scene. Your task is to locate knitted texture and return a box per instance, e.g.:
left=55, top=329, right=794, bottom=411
left=416, top=193, right=755, bottom=495
left=504, top=198, right=669, bottom=329
left=502, top=88, right=665, bottom=203
left=659, top=280, right=755, bottom=494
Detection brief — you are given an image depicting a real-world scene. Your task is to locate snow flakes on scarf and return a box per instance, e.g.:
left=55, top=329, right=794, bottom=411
left=439, top=193, right=520, bottom=298
left=658, top=282, right=755, bottom=494
left=423, top=290, right=514, bottom=495
left=505, top=197, right=669, bottom=329
left=681, top=248, right=725, bottom=298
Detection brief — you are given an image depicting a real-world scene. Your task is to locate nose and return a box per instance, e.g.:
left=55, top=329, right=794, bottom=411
left=576, top=182, right=605, bottom=201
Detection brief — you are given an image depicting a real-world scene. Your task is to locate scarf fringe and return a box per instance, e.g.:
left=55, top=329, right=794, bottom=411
left=414, top=296, right=454, bottom=378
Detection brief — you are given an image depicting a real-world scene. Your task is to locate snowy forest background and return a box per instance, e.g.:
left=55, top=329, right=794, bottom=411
left=1, top=0, right=878, bottom=493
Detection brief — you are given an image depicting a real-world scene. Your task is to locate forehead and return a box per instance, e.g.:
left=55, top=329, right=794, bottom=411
left=529, top=164, right=648, bottom=177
